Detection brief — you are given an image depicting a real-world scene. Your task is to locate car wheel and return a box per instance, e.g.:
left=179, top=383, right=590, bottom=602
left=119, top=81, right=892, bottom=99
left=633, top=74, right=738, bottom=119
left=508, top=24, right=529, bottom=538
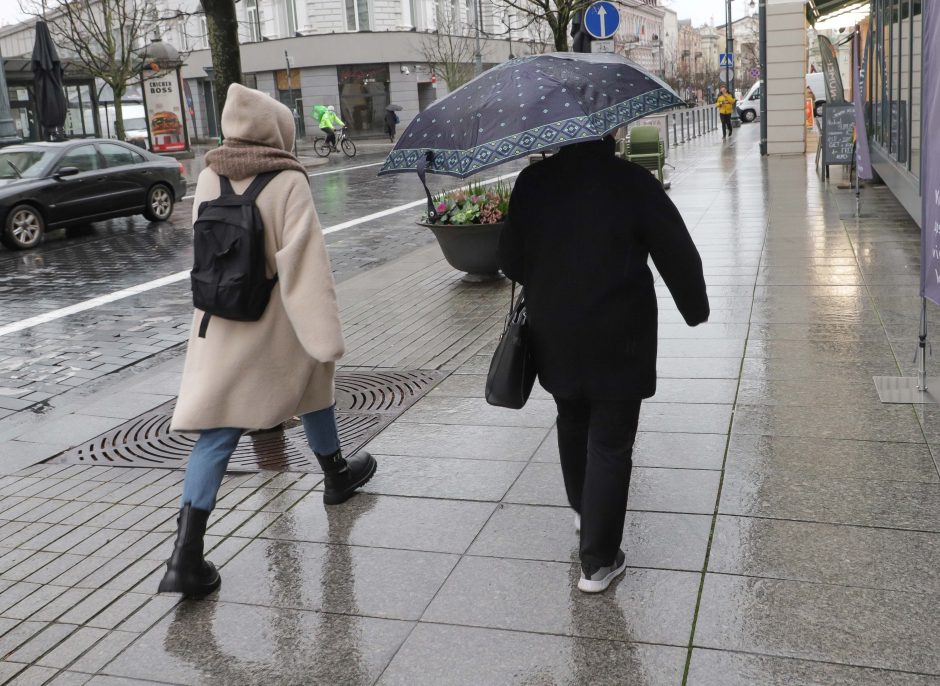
left=1, top=205, right=44, bottom=250
left=815, top=101, right=825, bottom=118
left=143, top=184, right=174, bottom=222
left=742, top=109, right=757, bottom=123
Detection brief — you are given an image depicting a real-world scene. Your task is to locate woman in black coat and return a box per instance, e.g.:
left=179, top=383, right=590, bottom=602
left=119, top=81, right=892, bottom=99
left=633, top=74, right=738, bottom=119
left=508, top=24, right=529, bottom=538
left=499, top=136, right=709, bottom=593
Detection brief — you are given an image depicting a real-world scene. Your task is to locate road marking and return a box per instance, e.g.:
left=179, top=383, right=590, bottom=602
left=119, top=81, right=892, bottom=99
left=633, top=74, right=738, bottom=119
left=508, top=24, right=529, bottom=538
left=310, top=161, right=383, bottom=177
left=181, top=161, right=385, bottom=201
left=0, top=170, right=520, bottom=338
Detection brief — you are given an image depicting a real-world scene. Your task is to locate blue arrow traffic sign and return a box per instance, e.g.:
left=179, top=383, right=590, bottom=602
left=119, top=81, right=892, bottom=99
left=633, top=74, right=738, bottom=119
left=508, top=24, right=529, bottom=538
left=584, top=1, right=620, bottom=40
left=719, top=53, right=734, bottom=68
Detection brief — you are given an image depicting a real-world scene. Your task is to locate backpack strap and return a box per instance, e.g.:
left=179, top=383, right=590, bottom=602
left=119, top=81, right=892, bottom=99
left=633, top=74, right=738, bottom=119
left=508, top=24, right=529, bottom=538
left=242, top=170, right=282, bottom=201
left=218, top=175, right=235, bottom=196
left=198, top=311, right=211, bottom=338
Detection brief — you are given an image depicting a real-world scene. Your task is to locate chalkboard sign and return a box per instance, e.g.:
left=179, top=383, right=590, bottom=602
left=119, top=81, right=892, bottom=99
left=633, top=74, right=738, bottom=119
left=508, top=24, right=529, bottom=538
left=822, top=103, right=855, bottom=166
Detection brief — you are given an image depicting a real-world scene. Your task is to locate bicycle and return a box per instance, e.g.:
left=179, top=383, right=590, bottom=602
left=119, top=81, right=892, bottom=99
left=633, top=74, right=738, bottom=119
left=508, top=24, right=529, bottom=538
left=314, top=127, right=357, bottom=158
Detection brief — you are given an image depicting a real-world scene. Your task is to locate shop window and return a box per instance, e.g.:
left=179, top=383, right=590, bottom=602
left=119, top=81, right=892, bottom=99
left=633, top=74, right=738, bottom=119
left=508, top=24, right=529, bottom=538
left=869, top=0, right=922, bottom=175
left=346, top=0, right=371, bottom=31
left=337, top=64, right=389, bottom=135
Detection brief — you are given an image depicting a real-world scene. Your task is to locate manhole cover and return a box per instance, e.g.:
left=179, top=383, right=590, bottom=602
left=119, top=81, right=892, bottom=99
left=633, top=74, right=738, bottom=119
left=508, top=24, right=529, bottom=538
left=49, top=370, right=444, bottom=472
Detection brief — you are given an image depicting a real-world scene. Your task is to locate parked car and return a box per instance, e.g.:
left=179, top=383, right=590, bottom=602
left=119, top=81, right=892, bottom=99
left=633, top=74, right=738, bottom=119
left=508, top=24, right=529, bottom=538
left=737, top=81, right=761, bottom=123
left=0, top=139, right=187, bottom=250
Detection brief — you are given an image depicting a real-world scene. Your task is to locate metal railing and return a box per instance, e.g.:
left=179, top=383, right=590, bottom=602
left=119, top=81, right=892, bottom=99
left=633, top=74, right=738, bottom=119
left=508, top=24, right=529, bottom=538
left=666, top=106, right=719, bottom=147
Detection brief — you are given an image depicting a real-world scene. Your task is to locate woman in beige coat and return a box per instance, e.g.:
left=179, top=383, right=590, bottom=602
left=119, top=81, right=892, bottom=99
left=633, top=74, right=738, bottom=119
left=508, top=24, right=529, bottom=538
left=158, top=84, right=377, bottom=597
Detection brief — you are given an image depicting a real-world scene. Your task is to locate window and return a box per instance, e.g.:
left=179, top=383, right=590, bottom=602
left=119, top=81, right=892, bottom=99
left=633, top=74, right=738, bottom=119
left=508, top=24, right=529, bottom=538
left=98, top=143, right=141, bottom=168
left=337, top=63, right=389, bottom=135
left=0, top=150, right=55, bottom=179
left=247, top=0, right=261, bottom=42
left=59, top=145, right=100, bottom=173
left=198, top=16, right=209, bottom=50
left=285, top=0, right=298, bottom=35
left=346, top=0, right=370, bottom=31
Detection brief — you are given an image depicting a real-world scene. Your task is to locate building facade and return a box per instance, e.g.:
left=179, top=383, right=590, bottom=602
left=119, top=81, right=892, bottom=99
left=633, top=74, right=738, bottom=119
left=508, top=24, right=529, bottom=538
left=613, top=1, right=665, bottom=77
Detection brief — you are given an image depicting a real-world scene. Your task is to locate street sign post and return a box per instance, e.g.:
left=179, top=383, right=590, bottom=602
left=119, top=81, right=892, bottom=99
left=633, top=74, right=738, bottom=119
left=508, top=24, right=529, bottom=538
left=591, top=40, right=615, bottom=53
left=584, top=1, right=620, bottom=40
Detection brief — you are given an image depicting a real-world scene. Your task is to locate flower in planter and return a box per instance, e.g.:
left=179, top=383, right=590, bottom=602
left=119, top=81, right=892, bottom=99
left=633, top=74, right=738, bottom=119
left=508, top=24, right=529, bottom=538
left=425, top=181, right=512, bottom=225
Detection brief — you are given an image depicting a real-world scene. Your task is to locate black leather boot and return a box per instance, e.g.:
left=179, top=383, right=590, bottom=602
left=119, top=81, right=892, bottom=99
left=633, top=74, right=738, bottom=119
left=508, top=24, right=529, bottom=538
left=157, top=504, right=221, bottom=597
left=315, top=449, right=377, bottom=505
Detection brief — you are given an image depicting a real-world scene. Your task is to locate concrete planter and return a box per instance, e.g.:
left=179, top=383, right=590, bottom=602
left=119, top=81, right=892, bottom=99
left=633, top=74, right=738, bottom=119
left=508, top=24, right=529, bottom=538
left=419, top=221, right=505, bottom=282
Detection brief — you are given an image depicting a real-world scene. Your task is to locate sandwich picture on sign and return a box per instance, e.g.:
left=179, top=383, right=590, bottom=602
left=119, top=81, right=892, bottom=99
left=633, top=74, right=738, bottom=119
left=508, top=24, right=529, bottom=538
left=142, top=66, right=188, bottom=153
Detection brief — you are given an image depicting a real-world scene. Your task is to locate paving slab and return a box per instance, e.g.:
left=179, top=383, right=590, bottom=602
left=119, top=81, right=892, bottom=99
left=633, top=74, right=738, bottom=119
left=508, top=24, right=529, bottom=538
left=695, top=573, right=940, bottom=675
left=379, top=623, right=686, bottom=686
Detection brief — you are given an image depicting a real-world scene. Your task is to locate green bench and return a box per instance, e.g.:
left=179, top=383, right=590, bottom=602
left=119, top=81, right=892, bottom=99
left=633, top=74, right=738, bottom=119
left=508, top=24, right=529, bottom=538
left=619, top=126, right=666, bottom=184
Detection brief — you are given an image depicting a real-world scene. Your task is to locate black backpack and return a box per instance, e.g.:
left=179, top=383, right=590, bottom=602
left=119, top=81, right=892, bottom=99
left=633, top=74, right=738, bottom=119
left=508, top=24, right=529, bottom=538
left=191, top=171, right=280, bottom=338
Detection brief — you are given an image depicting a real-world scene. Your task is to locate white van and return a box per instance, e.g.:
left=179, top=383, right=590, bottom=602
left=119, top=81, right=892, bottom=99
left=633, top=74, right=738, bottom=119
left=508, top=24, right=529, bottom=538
left=805, top=72, right=827, bottom=117
left=735, top=74, right=828, bottom=123
left=98, top=103, right=149, bottom=148
left=737, top=81, right=761, bottom=122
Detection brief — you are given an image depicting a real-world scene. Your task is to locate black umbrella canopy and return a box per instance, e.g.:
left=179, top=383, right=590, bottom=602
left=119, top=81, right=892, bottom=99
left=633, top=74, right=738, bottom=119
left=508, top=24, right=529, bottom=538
left=31, top=21, right=68, bottom=136
left=379, top=52, right=683, bottom=178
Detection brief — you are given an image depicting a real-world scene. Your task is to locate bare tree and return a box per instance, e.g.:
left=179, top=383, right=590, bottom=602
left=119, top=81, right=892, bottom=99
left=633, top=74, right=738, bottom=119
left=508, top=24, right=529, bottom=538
left=419, top=7, right=478, bottom=91
left=20, top=0, right=165, bottom=140
left=496, top=0, right=591, bottom=52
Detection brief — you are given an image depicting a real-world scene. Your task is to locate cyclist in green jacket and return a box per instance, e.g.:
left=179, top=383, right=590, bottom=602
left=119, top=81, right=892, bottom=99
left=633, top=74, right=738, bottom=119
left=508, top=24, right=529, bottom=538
left=319, top=106, right=345, bottom=151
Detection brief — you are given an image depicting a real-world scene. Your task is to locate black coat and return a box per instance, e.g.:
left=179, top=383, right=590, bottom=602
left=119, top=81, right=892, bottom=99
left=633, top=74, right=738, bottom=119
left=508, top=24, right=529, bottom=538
left=498, top=139, right=709, bottom=401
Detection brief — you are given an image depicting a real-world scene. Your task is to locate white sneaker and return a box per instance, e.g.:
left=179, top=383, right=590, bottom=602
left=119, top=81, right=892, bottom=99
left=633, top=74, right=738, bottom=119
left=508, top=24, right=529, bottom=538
left=574, top=512, right=581, bottom=533
left=578, top=550, right=627, bottom=593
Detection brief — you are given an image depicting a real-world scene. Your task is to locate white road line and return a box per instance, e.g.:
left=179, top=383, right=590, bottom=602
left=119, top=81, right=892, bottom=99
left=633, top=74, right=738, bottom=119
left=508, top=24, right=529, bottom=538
left=181, top=161, right=384, bottom=201
left=0, top=170, right=520, bottom=338
left=309, top=161, right=383, bottom=177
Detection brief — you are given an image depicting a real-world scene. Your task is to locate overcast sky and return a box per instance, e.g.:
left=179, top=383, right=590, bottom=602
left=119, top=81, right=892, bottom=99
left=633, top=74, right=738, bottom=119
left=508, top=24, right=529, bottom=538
left=661, top=0, right=753, bottom=26
left=0, top=0, right=754, bottom=31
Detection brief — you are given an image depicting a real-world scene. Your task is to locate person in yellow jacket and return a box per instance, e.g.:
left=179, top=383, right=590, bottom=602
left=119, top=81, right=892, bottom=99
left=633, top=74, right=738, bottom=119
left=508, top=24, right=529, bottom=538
left=716, top=85, right=736, bottom=139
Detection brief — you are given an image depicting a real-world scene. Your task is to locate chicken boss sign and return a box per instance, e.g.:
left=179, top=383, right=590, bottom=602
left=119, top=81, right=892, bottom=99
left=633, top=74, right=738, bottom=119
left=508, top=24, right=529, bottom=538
left=142, top=67, right=189, bottom=153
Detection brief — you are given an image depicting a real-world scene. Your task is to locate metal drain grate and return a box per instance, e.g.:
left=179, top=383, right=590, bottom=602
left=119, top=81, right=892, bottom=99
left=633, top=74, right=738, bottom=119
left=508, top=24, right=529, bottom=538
left=49, top=370, right=444, bottom=472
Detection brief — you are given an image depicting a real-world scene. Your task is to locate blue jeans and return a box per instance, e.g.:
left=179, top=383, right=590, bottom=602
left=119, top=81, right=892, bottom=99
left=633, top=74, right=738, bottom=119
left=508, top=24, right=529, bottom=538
left=180, top=405, right=341, bottom=511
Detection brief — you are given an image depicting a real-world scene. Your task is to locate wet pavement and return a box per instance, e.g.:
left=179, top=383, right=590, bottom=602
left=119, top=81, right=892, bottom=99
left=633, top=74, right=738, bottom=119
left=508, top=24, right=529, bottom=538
left=0, top=124, right=938, bottom=684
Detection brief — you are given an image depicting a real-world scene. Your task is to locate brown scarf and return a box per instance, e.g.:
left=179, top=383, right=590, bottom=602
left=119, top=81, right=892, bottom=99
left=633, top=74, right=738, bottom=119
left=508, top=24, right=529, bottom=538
left=204, top=138, right=307, bottom=180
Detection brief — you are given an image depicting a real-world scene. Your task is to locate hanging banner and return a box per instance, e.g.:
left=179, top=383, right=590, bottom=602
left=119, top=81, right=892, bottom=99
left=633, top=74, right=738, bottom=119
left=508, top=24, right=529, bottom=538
left=853, top=29, right=873, bottom=181
left=142, top=68, right=188, bottom=153
left=922, top=0, right=940, bottom=305
left=818, top=35, right=846, bottom=103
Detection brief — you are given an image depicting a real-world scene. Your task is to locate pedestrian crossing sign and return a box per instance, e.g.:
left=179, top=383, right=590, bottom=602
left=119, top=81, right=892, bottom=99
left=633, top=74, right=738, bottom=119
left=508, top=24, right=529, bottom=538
left=719, top=53, right=734, bottom=68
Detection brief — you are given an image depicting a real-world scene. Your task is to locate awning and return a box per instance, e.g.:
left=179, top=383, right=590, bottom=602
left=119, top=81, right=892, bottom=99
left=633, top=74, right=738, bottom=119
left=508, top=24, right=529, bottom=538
left=806, top=0, right=870, bottom=27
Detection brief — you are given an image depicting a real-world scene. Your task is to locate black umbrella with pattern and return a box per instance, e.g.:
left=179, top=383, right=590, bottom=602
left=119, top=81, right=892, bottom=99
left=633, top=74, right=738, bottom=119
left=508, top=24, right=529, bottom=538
left=379, top=51, right=683, bottom=178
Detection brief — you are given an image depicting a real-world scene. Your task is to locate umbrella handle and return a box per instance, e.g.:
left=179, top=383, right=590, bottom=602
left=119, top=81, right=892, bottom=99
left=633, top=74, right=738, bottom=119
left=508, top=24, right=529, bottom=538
left=416, top=150, right=439, bottom=222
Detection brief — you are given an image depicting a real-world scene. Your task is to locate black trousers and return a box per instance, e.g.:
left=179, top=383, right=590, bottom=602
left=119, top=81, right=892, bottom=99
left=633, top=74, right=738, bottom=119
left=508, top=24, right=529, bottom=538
left=321, top=127, right=336, bottom=147
left=554, top=396, right=642, bottom=569
left=720, top=113, right=733, bottom=136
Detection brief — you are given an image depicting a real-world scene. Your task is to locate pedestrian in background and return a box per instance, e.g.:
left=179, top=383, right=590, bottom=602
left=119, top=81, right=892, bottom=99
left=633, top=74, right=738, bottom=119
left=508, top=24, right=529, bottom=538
left=499, top=136, right=709, bottom=593
left=158, top=84, right=376, bottom=598
left=384, top=108, right=400, bottom=142
left=716, top=85, right=736, bottom=139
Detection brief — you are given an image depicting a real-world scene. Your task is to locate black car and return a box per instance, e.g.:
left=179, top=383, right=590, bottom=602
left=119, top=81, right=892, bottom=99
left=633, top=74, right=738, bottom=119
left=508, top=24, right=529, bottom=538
left=0, top=139, right=187, bottom=250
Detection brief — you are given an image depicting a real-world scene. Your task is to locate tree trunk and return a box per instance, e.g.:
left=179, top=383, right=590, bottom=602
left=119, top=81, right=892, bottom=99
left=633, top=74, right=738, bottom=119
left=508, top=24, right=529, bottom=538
left=112, top=88, right=126, bottom=141
left=554, top=29, right=568, bottom=52
left=202, top=0, right=242, bottom=132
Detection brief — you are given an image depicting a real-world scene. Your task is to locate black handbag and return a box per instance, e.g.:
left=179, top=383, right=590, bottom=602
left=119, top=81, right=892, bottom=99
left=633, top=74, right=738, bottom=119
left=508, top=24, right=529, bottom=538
left=485, top=282, right=537, bottom=409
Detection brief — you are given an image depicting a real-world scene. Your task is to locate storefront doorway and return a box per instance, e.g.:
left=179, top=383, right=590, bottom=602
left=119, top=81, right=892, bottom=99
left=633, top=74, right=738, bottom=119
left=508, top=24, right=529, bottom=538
left=337, top=64, right=390, bottom=137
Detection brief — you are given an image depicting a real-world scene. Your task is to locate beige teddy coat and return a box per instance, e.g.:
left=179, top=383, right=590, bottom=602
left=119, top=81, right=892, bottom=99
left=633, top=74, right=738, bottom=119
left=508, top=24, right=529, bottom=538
left=171, top=86, right=343, bottom=432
